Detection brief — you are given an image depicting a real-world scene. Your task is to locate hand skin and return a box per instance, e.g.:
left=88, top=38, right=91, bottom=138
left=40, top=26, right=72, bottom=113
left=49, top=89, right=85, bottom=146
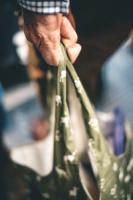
left=23, top=9, right=81, bottom=66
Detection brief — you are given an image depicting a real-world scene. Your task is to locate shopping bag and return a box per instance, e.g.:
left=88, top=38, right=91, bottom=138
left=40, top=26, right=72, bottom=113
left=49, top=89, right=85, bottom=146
left=7, top=45, right=133, bottom=200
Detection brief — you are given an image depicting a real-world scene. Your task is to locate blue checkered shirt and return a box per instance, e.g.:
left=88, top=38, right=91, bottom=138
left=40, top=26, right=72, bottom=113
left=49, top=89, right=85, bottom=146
left=18, top=0, right=70, bottom=14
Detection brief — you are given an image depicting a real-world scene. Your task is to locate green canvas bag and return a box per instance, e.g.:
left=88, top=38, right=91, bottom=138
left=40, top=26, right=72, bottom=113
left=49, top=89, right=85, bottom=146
left=7, top=45, right=133, bottom=200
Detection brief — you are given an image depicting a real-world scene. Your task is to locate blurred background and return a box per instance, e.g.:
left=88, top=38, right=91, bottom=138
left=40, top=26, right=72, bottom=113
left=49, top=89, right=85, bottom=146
left=0, top=0, right=133, bottom=198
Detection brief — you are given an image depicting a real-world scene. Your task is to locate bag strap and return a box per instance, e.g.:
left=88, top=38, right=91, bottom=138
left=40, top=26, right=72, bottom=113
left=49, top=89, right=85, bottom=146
left=53, top=45, right=76, bottom=168
left=53, top=44, right=111, bottom=168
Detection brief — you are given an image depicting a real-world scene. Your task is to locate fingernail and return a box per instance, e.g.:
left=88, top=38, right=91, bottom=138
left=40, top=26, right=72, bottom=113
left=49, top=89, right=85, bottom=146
left=68, top=43, right=82, bottom=63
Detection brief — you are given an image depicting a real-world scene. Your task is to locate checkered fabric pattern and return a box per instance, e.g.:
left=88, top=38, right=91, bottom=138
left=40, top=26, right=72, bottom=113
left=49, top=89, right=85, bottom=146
left=18, top=0, right=70, bottom=14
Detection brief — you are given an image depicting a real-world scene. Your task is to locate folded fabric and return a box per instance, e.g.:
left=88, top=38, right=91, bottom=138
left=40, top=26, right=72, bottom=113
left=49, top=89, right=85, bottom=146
left=6, top=45, right=133, bottom=200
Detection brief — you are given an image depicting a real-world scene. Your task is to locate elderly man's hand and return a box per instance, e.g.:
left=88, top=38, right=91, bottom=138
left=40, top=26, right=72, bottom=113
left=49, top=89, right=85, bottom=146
left=23, top=10, right=81, bottom=66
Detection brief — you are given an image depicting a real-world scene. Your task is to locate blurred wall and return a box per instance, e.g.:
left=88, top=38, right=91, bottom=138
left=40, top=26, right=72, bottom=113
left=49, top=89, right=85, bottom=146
left=71, top=0, right=133, bottom=35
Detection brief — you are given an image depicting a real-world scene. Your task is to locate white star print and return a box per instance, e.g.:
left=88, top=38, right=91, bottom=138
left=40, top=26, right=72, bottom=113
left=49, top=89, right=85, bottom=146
left=64, top=155, right=75, bottom=163
left=55, top=130, right=61, bottom=142
left=55, top=167, right=68, bottom=178
left=42, top=193, right=50, bottom=199
left=113, top=163, right=118, bottom=172
left=61, top=116, right=69, bottom=127
left=60, top=70, right=66, bottom=82
left=55, top=95, right=62, bottom=106
left=46, top=70, right=53, bottom=80
left=69, top=187, right=78, bottom=197
left=74, top=80, right=81, bottom=92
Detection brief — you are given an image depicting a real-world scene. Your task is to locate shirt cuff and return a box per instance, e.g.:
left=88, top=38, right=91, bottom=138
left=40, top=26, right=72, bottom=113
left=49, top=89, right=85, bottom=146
left=18, top=0, right=70, bottom=14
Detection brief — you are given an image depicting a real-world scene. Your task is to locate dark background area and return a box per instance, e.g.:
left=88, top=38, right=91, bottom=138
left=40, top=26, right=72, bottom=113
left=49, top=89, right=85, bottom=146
left=71, top=0, right=133, bottom=35
left=0, top=0, right=29, bottom=89
left=71, top=0, right=133, bottom=100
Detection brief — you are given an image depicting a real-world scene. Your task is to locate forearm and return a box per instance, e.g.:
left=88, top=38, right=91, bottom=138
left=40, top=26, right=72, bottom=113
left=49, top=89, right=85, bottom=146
left=17, top=0, right=70, bottom=14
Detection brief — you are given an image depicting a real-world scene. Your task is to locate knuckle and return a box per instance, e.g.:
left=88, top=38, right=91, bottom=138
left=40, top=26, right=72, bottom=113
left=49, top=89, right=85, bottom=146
left=24, top=32, right=32, bottom=42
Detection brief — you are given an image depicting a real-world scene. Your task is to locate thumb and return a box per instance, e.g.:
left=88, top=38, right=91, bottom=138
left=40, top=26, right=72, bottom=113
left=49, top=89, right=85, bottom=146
left=66, top=43, right=81, bottom=63
left=61, top=16, right=81, bottom=63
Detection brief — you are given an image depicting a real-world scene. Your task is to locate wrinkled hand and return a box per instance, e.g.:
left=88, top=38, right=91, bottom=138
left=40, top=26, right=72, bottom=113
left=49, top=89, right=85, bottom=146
left=23, top=10, right=81, bottom=66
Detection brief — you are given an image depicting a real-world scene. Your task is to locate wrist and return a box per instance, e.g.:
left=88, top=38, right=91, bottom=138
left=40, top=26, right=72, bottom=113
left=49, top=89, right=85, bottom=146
left=23, top=9, right=62, bottom=32
left=19, top=0, right=70, bottom=15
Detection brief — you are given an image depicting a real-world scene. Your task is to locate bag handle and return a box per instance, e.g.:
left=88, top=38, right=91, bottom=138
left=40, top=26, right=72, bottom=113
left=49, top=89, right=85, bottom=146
left=54, top=44, right=108, bottom=168
left=52, top=45, right=110, bottom=200
left=53, top=45, right=76, bottom=168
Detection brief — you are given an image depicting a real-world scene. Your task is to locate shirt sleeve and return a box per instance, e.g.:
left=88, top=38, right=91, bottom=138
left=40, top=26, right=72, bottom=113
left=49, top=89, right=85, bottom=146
left=18, top=0, right=70, bottom=14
